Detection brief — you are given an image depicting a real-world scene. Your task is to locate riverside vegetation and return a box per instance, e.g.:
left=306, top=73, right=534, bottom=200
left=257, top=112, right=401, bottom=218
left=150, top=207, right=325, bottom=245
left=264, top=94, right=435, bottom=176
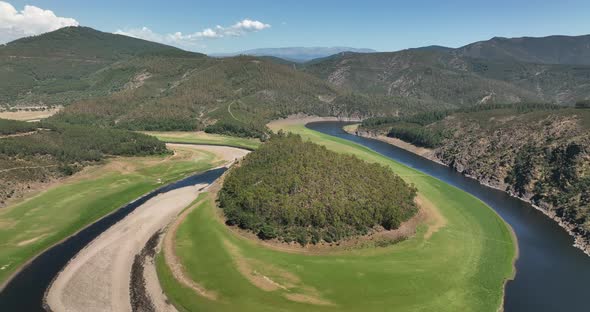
left=219, top=132, right=417, bottom=244
left=358, top=103, right=590, bottom=253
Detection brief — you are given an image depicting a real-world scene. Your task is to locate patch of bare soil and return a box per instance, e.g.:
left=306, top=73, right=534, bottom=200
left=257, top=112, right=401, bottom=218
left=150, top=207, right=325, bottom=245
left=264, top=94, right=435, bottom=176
left=16, top=234, right=47, bottom=246
left=284, top=293, right=335, bottom=306
left=267, top=114, right=361, bottom=131
left=124, top=71, right=152, bottom=90
left=416, top=195, right=447, bottom=239
left=223, top=239, right=281, bottom=291
left=376, top=135, right=437, bottom=159
left=222, top=238, right=335, bottom=306
left=0, top=106, right=61, bottom=121
left=167, top=143, right=249, bottom=164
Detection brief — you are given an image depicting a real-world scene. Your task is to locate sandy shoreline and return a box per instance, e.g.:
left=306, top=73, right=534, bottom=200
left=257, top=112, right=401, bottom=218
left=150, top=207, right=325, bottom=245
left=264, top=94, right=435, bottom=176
left=44, top=144, right=249, bottom=312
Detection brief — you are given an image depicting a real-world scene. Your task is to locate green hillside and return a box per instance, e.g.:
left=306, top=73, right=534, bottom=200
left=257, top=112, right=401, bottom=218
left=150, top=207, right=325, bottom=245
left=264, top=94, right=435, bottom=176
left=302, top=50, right=590, bottom=106
left=0, top=26, right=202, bottom=107
left=3, top=26, right=590, bottom=134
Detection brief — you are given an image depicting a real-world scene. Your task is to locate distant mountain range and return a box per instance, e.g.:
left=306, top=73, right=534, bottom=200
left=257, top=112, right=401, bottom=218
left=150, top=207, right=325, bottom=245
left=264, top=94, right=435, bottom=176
left=2, top=27, right=590, bottom=133
left=302, top=34, right=590, bottom=106
left=212, top=47, right=377, bottom=62
left=214, top=34, right=590, bottom=66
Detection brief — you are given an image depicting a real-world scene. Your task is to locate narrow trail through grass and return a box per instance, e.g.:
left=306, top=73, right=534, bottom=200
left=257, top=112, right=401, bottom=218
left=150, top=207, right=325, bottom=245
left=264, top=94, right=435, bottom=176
left=144, top=131, right=261, bottom=150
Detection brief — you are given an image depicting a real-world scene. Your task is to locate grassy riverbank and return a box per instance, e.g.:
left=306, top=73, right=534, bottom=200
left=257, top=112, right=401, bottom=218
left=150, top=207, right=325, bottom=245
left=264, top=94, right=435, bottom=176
left=143, top=131, right=261, bottom=150
left=0, top=145, right=222, bottom=285
left=157, top=123, right=516, bottom=311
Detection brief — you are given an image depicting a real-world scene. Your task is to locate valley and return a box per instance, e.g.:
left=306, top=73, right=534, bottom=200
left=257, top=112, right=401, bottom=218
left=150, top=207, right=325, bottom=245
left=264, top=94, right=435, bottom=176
left=0, top=9, right=589, bottom=312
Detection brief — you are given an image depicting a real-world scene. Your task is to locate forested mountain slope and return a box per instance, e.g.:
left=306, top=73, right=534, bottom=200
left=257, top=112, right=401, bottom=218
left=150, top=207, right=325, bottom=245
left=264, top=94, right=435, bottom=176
left=455, top=34, right=590, bottom=65
left=3, top=27, right=590, bottom=135
left=2, top=27, right=438, bottom=135
left=0, top=27, right=199, bottom=107
left=302, top=49, right=590, bottom=106
left=358, top=105, right=590, bottom=253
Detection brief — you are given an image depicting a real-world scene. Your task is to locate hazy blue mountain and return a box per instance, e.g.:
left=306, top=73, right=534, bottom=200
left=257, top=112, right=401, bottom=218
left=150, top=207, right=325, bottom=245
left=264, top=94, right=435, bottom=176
left=212, top=47, right=377, bottom=62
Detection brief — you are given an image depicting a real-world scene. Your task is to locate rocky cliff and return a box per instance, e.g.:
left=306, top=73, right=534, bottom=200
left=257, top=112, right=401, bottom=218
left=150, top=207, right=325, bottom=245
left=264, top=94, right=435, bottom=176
left=356, top=107, right=590, bottom=255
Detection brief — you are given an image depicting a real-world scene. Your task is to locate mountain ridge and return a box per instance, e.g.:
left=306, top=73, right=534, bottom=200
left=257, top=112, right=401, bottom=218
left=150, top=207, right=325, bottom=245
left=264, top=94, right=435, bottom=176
left=3, top=26, right=590, bottom=134
left=212, top=46, right=377, bottom=62
left=454, top=34, right=590, bottom=65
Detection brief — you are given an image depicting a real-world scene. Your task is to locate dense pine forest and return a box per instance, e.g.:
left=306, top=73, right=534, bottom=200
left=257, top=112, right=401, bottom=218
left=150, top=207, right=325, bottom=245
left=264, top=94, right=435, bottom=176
left=218, top=133, right=418, bottom=245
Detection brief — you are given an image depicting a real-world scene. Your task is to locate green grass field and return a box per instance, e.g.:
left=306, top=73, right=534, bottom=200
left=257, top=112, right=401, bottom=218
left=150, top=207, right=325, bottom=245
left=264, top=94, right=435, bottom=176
left=0, top=146, right=222, bottom=285
left=157, top=123, right=517, bottom=312
left=143, top=131, right=261, bottom=150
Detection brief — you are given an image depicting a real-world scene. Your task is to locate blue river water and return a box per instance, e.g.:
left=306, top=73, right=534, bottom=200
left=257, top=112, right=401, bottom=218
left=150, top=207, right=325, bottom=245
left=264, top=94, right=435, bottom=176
left=307, top=121, right=590, bottom=312
left=0, top=167, right=227, bottom=312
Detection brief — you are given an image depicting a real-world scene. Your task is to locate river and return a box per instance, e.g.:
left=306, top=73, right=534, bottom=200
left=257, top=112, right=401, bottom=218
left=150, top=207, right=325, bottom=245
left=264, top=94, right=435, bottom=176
left=307, top=121, right=590, bottom=312
left=0, top=167, right=227, bottom=312
left=2, top=124, right=590, bottom=311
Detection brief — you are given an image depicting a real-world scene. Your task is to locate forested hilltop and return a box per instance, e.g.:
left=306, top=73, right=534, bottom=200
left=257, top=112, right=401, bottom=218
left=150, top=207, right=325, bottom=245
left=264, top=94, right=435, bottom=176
left=0, top=119, right=168, bottom=206
left=218, top=133, right=418, bottom=245
left=357, top=104, right=590, bottom=253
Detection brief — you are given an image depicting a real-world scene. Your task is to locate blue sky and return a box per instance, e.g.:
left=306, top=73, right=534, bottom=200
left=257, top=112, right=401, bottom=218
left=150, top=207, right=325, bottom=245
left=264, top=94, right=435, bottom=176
left=2, top=0, right=590, bottom=53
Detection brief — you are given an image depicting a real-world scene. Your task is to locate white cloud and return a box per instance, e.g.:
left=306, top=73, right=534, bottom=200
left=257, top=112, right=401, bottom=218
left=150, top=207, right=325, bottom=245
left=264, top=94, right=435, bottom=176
left=115, top=19, right=270, bottom=50
left=232, top=19, right=270, bottom=31
left=0, top=1, right=79, bottom=43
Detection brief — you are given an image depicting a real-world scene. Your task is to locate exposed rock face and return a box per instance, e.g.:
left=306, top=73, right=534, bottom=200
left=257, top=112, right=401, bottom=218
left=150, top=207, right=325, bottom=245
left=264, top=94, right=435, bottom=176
left=434, top=114, right=589, bottom=255
left=356, top=111, right=590, bottom=256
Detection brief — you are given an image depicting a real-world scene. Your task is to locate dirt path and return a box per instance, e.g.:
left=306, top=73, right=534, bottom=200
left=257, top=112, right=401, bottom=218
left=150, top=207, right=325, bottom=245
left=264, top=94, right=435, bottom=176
left=0, top=164, right=59, bottom=173
left=227, top=101, right=240, bottom=122
left=44, top=144, right=249, bottom=312
left=0, top=131, right=38, bottom=139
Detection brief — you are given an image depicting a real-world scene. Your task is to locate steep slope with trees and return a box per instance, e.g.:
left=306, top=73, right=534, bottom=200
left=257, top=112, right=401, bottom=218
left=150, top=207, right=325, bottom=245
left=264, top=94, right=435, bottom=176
left=455, top=34, right=590, bottom=65
left=0, top=26, right=199, bottom=107
left=358, top=105, right=590, bottom=253
left=303, top=50, right=590, bottom=106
